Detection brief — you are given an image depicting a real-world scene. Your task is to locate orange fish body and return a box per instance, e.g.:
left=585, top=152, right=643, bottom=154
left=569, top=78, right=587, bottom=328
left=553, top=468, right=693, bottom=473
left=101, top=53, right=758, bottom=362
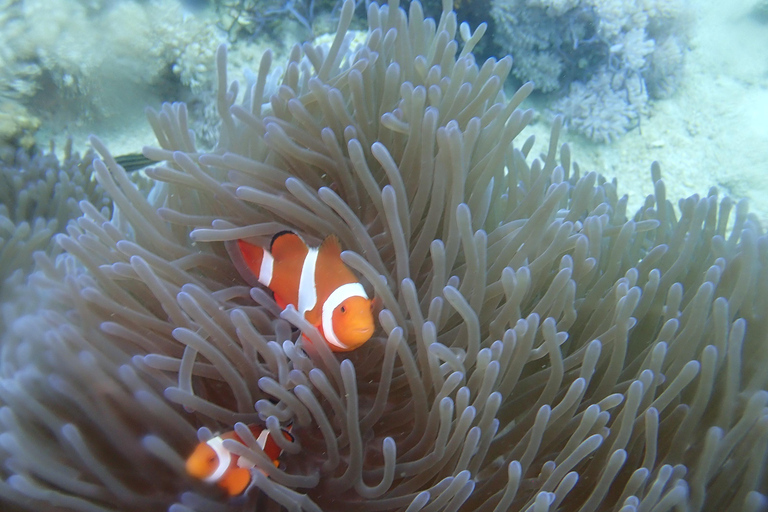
left=185, top=424, right=292, bottom=496
left=227, top=231, right=375, bottom=352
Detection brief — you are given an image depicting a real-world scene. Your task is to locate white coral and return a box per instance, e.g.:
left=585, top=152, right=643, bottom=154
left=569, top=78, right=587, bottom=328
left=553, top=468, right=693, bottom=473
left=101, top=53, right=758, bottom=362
left=646, top=35, right=685, bottom=98
left=149, top=9, right=223, bottom=93
left=552, top=68, right=647, bottom=143
left=614, top=27, right=655, bottom=70
left=642, top=0, right=685, bottom=19
left=586, top=0, right=647, bottom=38
left=525, top=0, right=580, bottom=16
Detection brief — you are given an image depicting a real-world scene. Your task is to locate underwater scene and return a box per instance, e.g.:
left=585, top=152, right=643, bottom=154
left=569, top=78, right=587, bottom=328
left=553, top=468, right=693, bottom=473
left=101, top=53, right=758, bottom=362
left=0, top=0, right=767, bottom=510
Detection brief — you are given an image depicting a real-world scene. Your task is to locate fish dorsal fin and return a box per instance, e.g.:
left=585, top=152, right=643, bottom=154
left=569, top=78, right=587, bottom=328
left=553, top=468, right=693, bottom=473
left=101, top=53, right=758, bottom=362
left=270, top=231, right=307, bottom=261
left=246, top=424, right=264, bottom=440
left=316, top=234, right=356, bottom=286
left=318, top=234, right=343, bottom=259
left=270, top=230, right=294, bottom=249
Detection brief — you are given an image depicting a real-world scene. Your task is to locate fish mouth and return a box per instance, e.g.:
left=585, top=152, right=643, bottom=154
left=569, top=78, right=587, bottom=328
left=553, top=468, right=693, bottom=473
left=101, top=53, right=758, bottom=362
left=345, top=327, right=374, bottom=342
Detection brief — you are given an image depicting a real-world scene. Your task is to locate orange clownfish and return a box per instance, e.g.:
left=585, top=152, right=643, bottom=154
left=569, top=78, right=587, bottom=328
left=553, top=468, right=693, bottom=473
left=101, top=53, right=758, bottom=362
left=185, top=424, right=293, bottom=496
left=227, top=231, right=375, bottom=352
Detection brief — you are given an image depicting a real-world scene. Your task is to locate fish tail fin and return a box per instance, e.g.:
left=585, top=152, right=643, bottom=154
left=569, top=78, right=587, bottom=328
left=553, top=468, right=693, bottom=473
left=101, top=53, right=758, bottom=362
left=226, top=239, right=273, bottom=287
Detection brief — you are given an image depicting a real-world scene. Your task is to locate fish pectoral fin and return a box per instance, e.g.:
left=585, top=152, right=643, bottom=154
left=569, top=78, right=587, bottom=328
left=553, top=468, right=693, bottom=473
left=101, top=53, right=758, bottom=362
left=220, top=466, right=251, bottom=496
left=304, top=305, right=321, bottom=328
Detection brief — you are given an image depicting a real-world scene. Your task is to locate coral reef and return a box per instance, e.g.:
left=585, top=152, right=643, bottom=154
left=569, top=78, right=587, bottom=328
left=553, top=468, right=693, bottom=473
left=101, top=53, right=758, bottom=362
left=491, top=2, right=606, bottom=93
left=215, top=0, right=315, bottom=40
left=214, top=0, right=366, bottom=42
left=645, top=35, right=685, bottom=99
left=0, top=0, right=224, bottom=150
left=0, top=0, right=355, bottom=154
left=0, top=100, right=40, bottom=157
left=549, top=68, right=648, bottom=144
left=491, top=0, right=688, bottom=142
left=0, top=1, right=767, bottom=512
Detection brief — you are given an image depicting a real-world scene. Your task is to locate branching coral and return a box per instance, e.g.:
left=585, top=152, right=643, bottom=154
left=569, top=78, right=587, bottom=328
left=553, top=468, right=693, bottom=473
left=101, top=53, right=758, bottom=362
left=0, top=1, right=766, bottom=511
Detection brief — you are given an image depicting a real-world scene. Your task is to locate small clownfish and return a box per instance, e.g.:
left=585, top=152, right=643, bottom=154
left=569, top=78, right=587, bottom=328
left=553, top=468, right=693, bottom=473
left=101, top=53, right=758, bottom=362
left=227, top=231, right=375, bottom=352
left=185, top=424, right=294, bottom=496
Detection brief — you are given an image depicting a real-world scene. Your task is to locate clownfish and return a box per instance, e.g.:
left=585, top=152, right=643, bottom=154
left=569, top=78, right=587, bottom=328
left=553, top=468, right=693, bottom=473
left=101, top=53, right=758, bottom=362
left=227, top=231, right=375, bottom=352
left=185, top=424, right=293, bottom=496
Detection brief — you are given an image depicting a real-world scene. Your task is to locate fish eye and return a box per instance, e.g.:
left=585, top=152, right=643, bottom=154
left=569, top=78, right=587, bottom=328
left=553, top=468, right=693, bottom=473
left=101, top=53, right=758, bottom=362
left=340, top=306, right=346, bottom=313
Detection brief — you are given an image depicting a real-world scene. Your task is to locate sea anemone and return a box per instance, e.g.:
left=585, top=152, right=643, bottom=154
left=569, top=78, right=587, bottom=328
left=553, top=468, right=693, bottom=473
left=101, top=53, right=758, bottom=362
left=1, top=0, right=766, bottom=511
left=0, top=140, right=110, bottom=335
